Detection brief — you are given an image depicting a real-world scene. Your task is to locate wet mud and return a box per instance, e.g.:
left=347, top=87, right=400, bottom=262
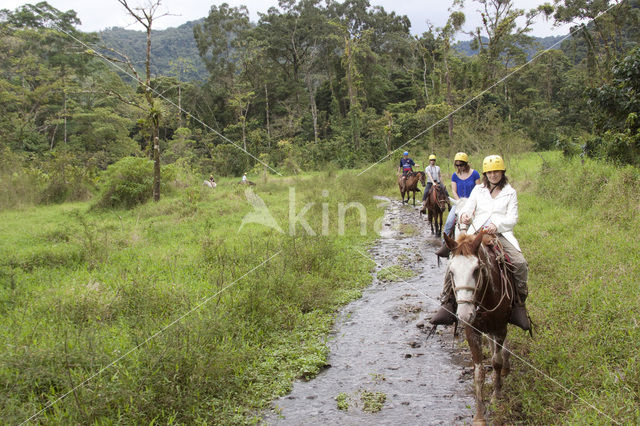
left=263, top=199, right=473, bottom=425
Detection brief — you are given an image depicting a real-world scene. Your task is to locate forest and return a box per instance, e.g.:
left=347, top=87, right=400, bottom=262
left=1, top=0, right=640, bottom=424
left=1, top=0, right=639, bottom=208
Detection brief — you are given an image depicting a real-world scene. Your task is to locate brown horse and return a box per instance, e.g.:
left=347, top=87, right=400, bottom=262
left=443, top=231, right=514, bottom=425
left=421, top=183, right=448, bottom=236
left=398, top=171, right=425, bottom=206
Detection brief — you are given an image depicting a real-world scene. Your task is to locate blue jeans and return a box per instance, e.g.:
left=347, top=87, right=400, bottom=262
left=443, top=204, right=456, bottom=238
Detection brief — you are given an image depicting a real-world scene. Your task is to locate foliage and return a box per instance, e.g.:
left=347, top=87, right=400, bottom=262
left=493, top=153, right=640, bottom=424
left=0, top=170, right=387, bottom=424
left=100, top=21, right=208, bottom=82
left=582, top=47, right=640, bottom=165
left=96, top=156, right=176, bottom=209
left=359, top=390, right=387, bottom=413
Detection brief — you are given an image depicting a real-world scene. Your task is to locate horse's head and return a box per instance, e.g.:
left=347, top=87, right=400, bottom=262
left=444, top=231, right=484, bottom=325
left=435, top=184, right=448, bottom=209
left=417, top=171, right=426, bottom=186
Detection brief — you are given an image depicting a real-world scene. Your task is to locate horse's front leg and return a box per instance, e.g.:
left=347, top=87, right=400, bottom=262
left=490, top=331, right=508, bottom=404
left=427, top=211, right=434, bottom=234
left=412, top=190, right=416, bottom=206
left=466, top=327, right=486, bottom=425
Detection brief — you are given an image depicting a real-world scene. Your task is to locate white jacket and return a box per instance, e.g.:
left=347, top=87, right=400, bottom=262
left=458, top=183, right=521, bottom=251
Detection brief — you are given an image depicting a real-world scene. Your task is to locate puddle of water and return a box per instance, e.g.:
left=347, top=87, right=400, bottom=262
left=263, top=199, right=473, bottom=425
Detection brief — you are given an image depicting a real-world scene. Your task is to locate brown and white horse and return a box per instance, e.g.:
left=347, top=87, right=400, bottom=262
left=443, top=231, right=514, bottom=425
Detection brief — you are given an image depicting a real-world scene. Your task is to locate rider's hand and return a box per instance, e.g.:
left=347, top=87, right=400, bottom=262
left=484, top=223, right=497, bottom=234
left=460, top=213, right=472, bottom=225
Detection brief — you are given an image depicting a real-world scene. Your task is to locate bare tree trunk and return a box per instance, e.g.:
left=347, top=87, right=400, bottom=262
left=242, top=100, right=250, bottom=152
left=50, top=122, right=58, bottom=150
left=264, top=83, right=271, bottom=143
left=422, top=55, right=429, bottom=103
left=178, top=84, right=182, bottom=127
left=385, top=111, right=393, bottom=154
left=305, top=73, right=319, bottom=144
left=63, top=87, right=67, bottom=144
left=153, top=136, right=160, bottom=202
left=117, top=0, right=164, bottom=202
left=345, top=36, right=360, bottom=150
left=444, top=54, right=454, bottom=145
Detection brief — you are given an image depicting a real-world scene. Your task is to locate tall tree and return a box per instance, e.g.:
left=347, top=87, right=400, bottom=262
left=439, top=11, right=466, bottom=145
left=460, top=0, right=554, bottom=86
left=105, top=0, right=168, bottom=202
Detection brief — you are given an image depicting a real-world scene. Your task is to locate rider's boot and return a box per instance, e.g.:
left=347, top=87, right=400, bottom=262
left=430, top=299, right=457, bottom=325
left=419, top=200, right=427, bottom=215
left=509, top=295, right=532, bottom=333
left=435, top=243, right=450, bottom=258
left=429, top=275, right=457, bottom=326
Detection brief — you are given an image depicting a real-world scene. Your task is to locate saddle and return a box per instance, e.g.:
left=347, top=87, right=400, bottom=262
left=482, top=234, right=511, bottom=263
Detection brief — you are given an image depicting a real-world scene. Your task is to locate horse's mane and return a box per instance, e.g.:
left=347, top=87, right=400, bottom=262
left=452, top=233, right=481, bottom=257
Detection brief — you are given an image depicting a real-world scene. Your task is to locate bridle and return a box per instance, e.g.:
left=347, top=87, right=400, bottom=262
left=451, top=239, right=513, bottom=314
left=435, top=185, right=447, bottom=210
left=451, top=248, right=489, bottom=307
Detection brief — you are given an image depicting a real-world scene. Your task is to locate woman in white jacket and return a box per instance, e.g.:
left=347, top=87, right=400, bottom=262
left=429, top=155, right=531, bottom=332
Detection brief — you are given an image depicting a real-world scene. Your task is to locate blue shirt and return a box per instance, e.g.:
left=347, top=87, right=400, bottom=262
left=400, top=158, right=415, bottom=170
left=452, top=169, right=480, bottom=198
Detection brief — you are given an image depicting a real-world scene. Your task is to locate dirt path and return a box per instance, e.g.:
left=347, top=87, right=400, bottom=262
left=263, top=199, right=473, bottom=425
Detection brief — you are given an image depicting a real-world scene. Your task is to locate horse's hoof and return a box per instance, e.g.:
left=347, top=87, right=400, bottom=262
left=472, top=418, right=486, bottom=426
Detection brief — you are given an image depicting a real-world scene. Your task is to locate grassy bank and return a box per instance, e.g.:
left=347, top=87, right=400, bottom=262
left=496, top=154, right=640, bottom=423
left=0, top=166, right=396, bottom=424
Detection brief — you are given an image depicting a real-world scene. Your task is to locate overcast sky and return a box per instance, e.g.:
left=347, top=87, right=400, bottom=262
left=4, top=0, right=574, bottom=39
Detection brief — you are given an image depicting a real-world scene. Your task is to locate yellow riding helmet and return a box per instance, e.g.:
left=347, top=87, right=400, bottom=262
left=428, top=154, right=437, bottom=161
left=482, top=155, right=506, bottom=173
left=454, top=152, right=469, bottom=163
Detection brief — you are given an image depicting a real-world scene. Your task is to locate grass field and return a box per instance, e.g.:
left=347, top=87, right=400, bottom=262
left=2, top=152, right=639, bottom=424
left=0, top=165, right=397, bottom=424
left=496, top=153, right=640, bottom=423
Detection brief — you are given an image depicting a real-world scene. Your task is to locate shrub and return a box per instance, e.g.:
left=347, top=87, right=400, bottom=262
left=96, top=157, right=176, bottom=209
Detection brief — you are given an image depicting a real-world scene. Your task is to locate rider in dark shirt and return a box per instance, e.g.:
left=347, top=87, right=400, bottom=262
left=398, top=151, right=415, bottom=178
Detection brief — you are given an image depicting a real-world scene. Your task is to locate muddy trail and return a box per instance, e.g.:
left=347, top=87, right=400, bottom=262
left=263, top=198, right=474, bottom=425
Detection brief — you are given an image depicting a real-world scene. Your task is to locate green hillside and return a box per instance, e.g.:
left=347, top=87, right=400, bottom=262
left=100, top=20, right=208, bottom=81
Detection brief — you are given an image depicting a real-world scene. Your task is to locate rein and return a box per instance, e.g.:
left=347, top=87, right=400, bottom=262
left=452, top=239, right=514, bottom=314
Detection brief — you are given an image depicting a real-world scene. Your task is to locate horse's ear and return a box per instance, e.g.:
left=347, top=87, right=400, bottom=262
left=443, top=232, right=458, bottom=251
left=471, top=230, right=484, bottom=254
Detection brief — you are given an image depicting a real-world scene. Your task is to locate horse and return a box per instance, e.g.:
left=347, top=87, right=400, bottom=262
left=398, top=171, right=425, bottom=206
left=442, top=230, right=514, bottom=425
left=203, top=180, right=217, bottom=188
left=421, top=183, right=448, bottom=236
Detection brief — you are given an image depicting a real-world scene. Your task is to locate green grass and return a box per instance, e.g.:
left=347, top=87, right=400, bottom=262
left=3, top=152, right=639, bottom=424
left=492, top=153, right=640, bottom=424
left=377, top=265, right=416, bottom=282
left=359, top=389, right=387, bottom=413
left=0, top=166, right=397, bottom=424
left=335, top=392, right=350, bottom=411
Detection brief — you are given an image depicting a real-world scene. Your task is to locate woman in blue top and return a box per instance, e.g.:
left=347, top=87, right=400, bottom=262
left=436, top=152, right=480, bottom=257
